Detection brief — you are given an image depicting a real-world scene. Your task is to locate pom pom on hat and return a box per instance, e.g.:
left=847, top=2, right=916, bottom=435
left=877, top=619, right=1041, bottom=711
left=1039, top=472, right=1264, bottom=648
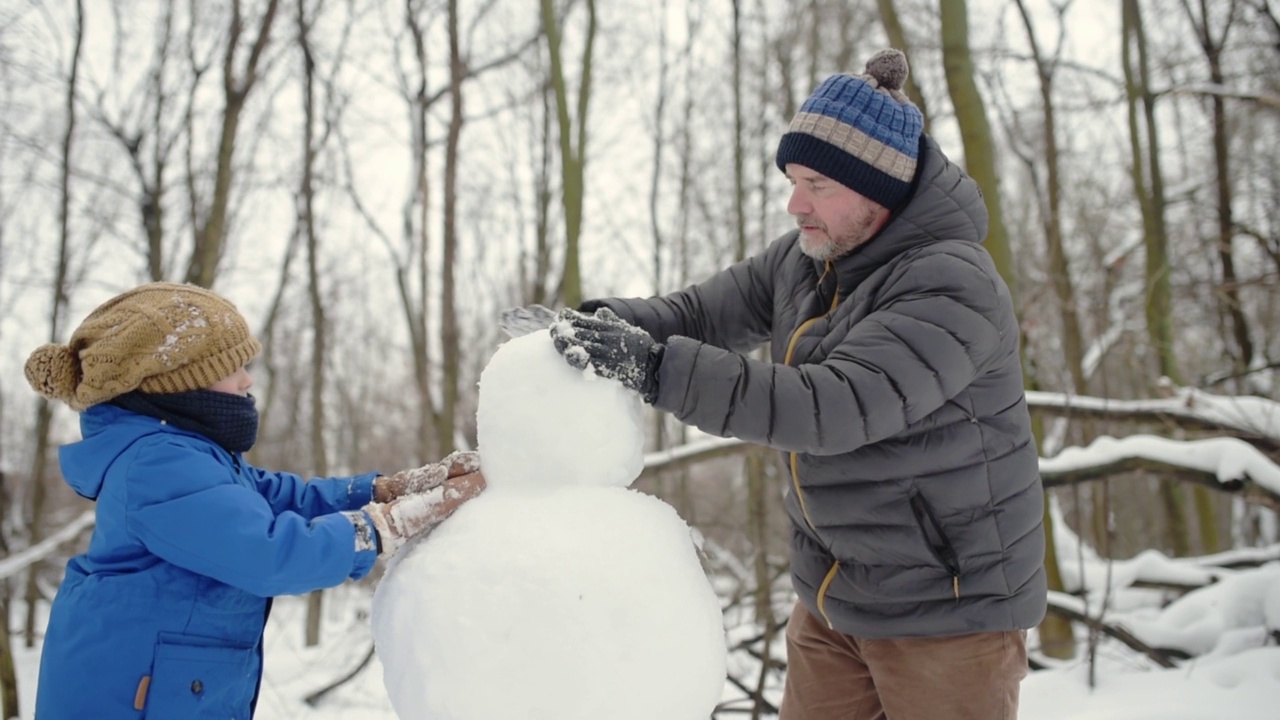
left=24, top=344, right=81, bottom=404
left=775, top=48, right=924, bottom=211
left=23, top=282, right=262, bottom=411
left=864, top=48, right=909, bottom=92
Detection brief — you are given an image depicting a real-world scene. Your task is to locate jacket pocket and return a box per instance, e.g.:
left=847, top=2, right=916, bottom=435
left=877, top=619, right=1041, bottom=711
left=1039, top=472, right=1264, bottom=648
left=908, top=489, right=961, bottom=577
left=143, top=634, right=256, bottom=720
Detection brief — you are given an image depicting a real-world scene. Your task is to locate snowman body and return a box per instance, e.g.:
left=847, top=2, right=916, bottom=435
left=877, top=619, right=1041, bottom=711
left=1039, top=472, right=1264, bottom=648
left=372, top=329, right=727, bottom=720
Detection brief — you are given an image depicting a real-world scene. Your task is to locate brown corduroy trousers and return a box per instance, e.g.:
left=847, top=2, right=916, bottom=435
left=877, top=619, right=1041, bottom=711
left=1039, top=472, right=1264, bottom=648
left=779, top=602, right=1027, bottom=720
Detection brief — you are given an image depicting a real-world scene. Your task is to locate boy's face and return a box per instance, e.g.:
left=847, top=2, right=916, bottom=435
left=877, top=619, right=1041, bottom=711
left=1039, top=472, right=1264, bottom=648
left=208, top=366, right=253, bottom=396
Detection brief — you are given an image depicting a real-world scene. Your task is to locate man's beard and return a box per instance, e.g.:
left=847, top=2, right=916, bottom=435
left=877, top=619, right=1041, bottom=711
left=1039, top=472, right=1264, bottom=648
left=796, top=206, right=883, bottom=262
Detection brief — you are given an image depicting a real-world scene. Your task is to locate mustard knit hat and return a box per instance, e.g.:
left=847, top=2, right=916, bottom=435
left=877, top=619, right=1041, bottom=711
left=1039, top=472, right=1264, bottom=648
left=24, top=282, right=262, bottom=411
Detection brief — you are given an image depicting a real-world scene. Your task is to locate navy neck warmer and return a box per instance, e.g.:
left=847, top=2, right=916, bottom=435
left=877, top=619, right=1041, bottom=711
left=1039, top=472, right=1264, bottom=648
left=112, top=389, right=259, bottom=453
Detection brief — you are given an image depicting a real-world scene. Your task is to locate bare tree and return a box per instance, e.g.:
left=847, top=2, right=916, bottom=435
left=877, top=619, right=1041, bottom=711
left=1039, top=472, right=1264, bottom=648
left=23, top=0, right=85, bottom=651
left=1012, top=0, right=1087, bottom=396
left=1178, top=0, right=1245, bottom=555
left=1122, top=0, right=1194, bottom=557
left=186, top=0, right=281, bottom=288
left=876, top=0, right=932, bottom=133
left=939, top=0, right=1080, bottom=660
left=540, top=0, right=596, bottom=308
left=296, top=0, right=330, bottom=650
left=438, top=0, right=465, bottom=456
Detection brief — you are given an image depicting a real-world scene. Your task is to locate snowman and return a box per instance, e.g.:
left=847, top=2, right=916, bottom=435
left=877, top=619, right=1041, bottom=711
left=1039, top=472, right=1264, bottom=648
left=371, top=328, right=728, bottom=720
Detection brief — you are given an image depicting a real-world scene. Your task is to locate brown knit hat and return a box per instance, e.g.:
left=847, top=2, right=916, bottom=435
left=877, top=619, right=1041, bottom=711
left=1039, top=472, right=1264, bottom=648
left=24, top=282, right=262, bottom=411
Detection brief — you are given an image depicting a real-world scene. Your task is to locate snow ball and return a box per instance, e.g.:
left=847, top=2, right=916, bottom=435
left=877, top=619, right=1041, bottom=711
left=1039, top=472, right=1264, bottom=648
left=476, top=329, right=644, bottom=490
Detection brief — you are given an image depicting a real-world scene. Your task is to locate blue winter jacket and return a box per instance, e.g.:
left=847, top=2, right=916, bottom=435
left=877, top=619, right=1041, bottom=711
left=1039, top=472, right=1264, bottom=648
left=35, top=403, right=379, bottom=720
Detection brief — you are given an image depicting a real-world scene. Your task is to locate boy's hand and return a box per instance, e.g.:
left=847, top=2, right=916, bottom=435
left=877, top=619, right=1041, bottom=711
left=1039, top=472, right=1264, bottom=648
left=375, top=450, right=481, bottom=502
left=365, top=471, right=487, bottom=555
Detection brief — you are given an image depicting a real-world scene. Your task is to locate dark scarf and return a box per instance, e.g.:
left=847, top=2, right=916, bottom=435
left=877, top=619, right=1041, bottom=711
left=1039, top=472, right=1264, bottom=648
left=112, top=389, right=259, bottom=453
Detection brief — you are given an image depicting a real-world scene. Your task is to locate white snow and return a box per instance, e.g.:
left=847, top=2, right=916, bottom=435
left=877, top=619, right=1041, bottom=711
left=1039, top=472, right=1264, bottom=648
left=472, top=328, right=645, bottom=490
left=370, top=329, right=727, bottom=720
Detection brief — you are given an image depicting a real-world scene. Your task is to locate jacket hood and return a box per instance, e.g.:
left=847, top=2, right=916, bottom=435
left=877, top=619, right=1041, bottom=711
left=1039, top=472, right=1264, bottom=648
left=59, top=403, right=168, bottom=500
left=827, top=134, right=989, bottom=290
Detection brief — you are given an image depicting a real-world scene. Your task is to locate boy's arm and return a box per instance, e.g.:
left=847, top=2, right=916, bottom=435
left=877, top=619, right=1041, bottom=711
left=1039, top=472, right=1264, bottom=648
left=126, top=437, right=376, bottom=596
left=244, top=464, right=377, bottom=518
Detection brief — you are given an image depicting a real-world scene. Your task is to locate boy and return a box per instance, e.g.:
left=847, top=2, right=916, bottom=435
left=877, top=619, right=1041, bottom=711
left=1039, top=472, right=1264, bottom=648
left=23, top=281, right=483, bottom=719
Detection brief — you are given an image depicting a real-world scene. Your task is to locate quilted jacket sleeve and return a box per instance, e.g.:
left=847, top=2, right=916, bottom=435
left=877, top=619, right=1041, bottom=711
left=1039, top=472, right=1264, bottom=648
left=654, top=245, right=1014, bottom=455
left=125, top=437, right=376, bottom=596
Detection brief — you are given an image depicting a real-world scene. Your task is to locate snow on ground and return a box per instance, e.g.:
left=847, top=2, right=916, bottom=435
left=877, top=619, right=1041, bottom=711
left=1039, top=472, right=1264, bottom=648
left=7, top=557, right=1280, bottom=719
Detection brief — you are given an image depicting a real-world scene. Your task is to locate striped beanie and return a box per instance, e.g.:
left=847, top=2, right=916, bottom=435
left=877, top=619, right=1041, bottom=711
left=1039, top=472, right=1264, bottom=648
left=776, top=48, right=924, bottom=211
left=25, top=282, right=262, bottom=411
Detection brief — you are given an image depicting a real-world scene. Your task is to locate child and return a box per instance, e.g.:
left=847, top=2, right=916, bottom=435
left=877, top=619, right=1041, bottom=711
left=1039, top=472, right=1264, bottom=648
left=23, top=281, right=485, bottom=720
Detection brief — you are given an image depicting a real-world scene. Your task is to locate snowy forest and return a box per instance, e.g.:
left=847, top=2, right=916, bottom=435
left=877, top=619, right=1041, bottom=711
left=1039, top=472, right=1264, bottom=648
left=1, top=0, right=1279, bottom=717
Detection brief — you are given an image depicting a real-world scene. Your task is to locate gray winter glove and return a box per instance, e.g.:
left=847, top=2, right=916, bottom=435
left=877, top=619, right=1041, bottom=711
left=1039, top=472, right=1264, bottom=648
left=550, top=306, right=664, bottom=404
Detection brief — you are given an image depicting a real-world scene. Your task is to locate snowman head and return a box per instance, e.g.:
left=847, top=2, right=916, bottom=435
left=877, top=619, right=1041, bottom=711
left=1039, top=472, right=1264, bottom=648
left=476, top=329, right=646, bottom=490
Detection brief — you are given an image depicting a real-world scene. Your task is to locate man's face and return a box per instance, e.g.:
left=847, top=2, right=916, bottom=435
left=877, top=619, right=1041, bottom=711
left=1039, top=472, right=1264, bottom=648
left=785, top=164, right=890, bottom=262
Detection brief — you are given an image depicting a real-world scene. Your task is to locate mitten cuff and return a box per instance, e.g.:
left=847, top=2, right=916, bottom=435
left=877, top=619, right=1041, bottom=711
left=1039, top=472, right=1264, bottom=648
left=342, top=510, right=380, bottom=554
left=642, top=343, right=665, bottom=405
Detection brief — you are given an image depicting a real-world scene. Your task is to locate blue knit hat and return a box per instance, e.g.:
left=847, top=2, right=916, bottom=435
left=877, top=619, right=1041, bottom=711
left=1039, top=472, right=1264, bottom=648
left=776, top=49, right=924, bottom=211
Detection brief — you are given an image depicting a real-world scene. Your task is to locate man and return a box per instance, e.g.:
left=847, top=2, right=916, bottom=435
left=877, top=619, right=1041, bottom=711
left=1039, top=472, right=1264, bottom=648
left=547, top=49, right=1046, bottom=719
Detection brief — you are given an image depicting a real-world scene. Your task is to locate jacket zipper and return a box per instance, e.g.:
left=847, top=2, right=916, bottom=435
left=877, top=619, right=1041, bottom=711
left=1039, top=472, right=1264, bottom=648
left=908, top=491, right=962, bottom=599
left=784, top=262, right=842, bottom=628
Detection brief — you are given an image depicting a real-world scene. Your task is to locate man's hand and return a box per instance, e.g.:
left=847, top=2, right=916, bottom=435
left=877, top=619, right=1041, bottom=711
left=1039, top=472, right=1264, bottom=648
left=375, top=450, right=481, bottom=502
left=549, top=306, right=664, bottom=404
left=364, top=471, right=486, bottom=555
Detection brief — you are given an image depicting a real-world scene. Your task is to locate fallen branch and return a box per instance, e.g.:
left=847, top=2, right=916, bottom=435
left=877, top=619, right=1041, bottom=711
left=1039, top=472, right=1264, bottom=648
left=1040, top=435, right=1280, bottom=507
left=1046, top=596, right=1181, bottom=668
left=304, top=643, right=376, bottom=707
left=1026, top=389, right=1280, bottom=450
left=0, top=509, right=94, bottom=581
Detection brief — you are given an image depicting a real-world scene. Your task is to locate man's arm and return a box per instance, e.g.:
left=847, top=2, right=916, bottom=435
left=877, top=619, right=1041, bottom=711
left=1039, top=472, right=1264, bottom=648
left=655, top=246, right=1014, bottom=455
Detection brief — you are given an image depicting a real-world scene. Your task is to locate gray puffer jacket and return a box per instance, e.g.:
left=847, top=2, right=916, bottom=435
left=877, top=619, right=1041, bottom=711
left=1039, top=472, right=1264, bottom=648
left=599, top=135, right=1046, bottom=639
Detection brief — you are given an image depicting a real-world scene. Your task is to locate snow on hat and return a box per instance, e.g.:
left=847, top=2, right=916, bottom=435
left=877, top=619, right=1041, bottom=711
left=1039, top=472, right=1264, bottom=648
left=775, top=48, right=924, bottom=211
left=24, top=282, right=262, bottom=411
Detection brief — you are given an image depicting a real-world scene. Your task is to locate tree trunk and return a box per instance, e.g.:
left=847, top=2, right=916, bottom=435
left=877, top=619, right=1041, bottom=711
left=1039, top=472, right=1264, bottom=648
left=1122, top=0, right=1180, bottom=385
left=0, top=594, right=15, bottom=720
left=298, top=0, right=327, bottom=648
left=1183, top=0, right=1246, bottom=556
left=186, top=0, right=280, bottom=289
left=876, top=0, right=931, bottom=133
left=938, top=0, right=1015, bottom=295
left=540, top=0, right=596, bottom=307
left=1122, top=0, right=1191, bottom=556
left=402, top=0, right=441, bottom=463
left=1, top=429, right=16, bottom=720
left=1013, top=0, right=1087, bottom=395
left=437, top=0, right=464, bottom=456
left=24, top=0, right=85, bottom=650
left=939, top=0, right=1075, bottom=658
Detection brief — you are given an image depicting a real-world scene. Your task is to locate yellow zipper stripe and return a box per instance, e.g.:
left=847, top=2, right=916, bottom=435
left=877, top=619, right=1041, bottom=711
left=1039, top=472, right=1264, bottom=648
left=816, top=562, right=841, bottom=628
left=785, top=261, right=842, bottom=629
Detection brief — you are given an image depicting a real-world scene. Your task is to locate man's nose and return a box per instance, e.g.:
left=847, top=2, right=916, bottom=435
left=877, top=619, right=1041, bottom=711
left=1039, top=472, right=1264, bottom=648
left=787, top=186, right=811, bottom=216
